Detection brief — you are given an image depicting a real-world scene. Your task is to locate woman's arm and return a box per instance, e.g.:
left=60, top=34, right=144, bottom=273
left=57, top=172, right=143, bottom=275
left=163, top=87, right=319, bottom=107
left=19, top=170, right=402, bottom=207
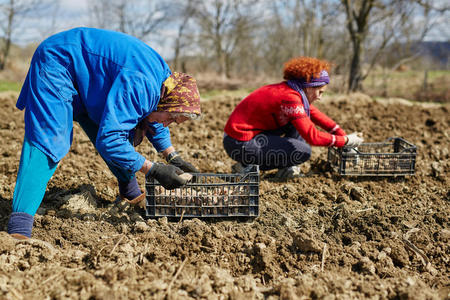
left=96, top=70, right=157, bottom=174
left=291, top=116, right=347, bottom=147
left=309, top=105, right=346, bottom=136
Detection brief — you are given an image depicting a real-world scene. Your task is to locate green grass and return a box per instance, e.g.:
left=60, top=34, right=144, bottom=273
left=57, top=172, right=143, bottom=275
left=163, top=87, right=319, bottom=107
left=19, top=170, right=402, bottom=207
left=199, top=88, right=254, bottom=101
left=370, top=69, right=449, bottom=81
left=363, top=69, right=449, bottom=102
left=0, top=81, right=21, bottom=92
left=419, top=70, right=449, bottom=80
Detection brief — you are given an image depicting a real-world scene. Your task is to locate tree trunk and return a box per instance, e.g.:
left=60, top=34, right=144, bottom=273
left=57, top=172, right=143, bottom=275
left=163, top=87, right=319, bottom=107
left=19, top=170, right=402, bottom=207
left=173, top=37, right=181, bottom=71
left=348, top=39, right=364, bottom=92
left=0, top=0, right=14, bottom=71
left=224, top=53, right=231, bottom=79
left=341, top=0, right=373, bottom=93
left=215, top=36, right=226, bottom=78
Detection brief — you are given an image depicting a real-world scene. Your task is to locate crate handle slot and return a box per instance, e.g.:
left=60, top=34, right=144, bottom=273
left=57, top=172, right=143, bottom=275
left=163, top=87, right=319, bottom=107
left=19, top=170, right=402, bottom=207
left=343, top=147, right=362, bottom=154
left=235, top=165, right=259, bottom=182
left=398, top=148, right=417, bottom=153
left=387, top=136, right=416, bottom=148
left=238, top=172, right=250, bottom=182
left=388, top=137, right=417, bottom=153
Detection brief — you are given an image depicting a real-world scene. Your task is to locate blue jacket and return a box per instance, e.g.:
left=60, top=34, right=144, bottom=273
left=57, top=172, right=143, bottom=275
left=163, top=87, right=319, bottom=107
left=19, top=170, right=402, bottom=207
left=16, top=27, right=172, bottom=174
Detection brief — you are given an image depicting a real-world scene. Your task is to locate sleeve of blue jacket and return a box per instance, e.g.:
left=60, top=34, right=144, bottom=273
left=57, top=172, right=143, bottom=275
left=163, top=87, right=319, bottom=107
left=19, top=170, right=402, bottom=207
left=146, top=122, right=172, bottom=152
left=96, top=70, right=160, bottom=174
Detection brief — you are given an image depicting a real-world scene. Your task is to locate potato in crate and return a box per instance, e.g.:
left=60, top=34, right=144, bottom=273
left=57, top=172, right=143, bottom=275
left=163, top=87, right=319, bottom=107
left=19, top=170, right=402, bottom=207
left=328, top=137, right=417, bottom=176
left=145, top=165, right=259, bottom=218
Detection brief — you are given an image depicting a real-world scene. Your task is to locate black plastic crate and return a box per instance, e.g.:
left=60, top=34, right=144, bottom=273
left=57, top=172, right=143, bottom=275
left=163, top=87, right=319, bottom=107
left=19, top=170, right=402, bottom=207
left=145, top=165, right=259, bottom=218
left=328, top=137, right=417, bottom=176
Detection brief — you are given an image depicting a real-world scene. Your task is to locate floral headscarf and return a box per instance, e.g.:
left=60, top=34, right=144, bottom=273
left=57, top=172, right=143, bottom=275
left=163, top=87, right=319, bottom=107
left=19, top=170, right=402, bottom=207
left=157, top=72, right=201, bottom=115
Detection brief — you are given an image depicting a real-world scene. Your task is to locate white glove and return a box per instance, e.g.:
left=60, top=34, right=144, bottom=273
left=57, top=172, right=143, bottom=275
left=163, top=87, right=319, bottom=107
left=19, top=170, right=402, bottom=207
left=345, top=132, right=364, bottom=147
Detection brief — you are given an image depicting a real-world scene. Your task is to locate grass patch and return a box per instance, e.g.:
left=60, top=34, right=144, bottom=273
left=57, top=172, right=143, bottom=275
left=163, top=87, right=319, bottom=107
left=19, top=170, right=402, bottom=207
left=0, top=81, right=21, bottom=92
left=365, top=69, right=450, bottom=84
left=199, top=88, right=254, bottom=101
left=425, top=70, right=450, bottom=80
left=364, top=69, right=449, bottom=102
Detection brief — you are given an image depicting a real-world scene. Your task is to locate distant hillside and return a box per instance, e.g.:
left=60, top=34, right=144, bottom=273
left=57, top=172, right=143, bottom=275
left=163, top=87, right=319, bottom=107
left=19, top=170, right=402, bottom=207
left=413, top=41, right=449, bottom=68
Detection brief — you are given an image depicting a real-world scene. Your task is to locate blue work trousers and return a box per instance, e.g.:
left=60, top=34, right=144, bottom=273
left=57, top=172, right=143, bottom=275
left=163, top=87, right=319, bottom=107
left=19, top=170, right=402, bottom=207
left=12, top=114, right=134, bottom=216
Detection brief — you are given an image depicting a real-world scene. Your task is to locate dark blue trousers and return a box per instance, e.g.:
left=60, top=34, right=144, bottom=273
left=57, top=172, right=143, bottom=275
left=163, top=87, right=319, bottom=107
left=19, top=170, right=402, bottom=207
left=223, top=124, right=311, bottom=171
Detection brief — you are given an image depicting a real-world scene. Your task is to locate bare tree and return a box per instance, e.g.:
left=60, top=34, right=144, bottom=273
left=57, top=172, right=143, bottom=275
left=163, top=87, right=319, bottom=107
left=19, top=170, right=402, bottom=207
left=172, top=0, right=197, bottom=72
left=83, top=0, right=445, bottom=85
left=88, top=0, right=172, bottom=41
left=0, top=0, right=48, bottom=70
left=295, top=0, right=340, bottom=58
left=257, top=0, right=343, bottom=77
left=340, top=0, right=438, bottom=92
left=193, top=0, right=260, bottom=79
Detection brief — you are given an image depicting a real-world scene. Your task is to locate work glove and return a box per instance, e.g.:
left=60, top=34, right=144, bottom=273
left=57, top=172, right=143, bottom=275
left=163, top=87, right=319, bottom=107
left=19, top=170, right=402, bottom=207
left=146, top=162, right=188, bottom=190
left=345, top=132, right=364, bottom=148
left=166, top=151, right=200, bottom=173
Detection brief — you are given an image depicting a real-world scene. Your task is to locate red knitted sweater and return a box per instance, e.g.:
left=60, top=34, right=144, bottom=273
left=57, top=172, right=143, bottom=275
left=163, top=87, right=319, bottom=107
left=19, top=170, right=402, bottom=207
left=224, top=82, right=347, bottom=147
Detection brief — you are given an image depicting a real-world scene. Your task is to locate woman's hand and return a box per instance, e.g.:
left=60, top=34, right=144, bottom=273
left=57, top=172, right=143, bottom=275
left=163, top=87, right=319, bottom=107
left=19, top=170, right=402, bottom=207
left=345, top=132, right=364, bottom=147
left=168, top=155, right=200, bottom=172
left=165, top=149, right=200, bottom=172
left=146, top=163, right=189, bottom=190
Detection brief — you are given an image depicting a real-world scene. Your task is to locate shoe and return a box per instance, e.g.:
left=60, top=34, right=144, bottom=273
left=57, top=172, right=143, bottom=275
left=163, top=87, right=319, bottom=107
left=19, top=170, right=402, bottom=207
left=231, top=163, right=257, bottom=174
left=117, top=189, right=146, bottom=208
left=274, top=166, right=303, bottom=180
left=10, top=233, right=30, bottom=240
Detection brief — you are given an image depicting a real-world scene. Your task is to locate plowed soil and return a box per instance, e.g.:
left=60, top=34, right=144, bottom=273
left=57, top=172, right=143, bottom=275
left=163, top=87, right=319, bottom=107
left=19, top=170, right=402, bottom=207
left=0, top=91, right=448, bottom=299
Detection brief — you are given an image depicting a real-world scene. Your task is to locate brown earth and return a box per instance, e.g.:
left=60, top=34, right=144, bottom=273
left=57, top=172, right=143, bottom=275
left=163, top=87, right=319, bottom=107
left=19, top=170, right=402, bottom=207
left=0, top=90, right=449, bottom=299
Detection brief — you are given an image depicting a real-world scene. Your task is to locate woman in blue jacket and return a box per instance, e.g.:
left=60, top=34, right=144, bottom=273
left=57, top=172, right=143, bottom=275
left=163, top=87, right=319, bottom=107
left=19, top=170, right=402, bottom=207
left=8, top=27, right=201, bottom=239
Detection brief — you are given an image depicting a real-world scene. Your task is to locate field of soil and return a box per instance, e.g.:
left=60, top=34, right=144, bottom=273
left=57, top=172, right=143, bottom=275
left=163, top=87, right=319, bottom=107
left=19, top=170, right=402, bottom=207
left=0, top=90, right=448, bottom=299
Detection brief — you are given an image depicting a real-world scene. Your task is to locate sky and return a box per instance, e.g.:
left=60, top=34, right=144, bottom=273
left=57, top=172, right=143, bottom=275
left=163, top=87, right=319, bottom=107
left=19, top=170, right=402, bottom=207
left=15, top=0, right=87, bottom=44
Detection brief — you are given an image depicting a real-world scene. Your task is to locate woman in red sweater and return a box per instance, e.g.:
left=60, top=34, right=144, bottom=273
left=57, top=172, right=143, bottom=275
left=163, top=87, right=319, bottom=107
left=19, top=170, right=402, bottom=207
left=223, top=56, right=363, bottom=179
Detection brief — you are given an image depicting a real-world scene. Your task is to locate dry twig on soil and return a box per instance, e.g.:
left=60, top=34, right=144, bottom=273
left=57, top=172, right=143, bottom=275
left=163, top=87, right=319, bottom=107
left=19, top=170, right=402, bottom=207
left=178, top=209, right=185, bottom=224
left=109, top=235, right=125, bottom=256
left=401, top=228, right=437, bottom=274
left=355, top=207, right=374, bottom=213
left=166, top=257, right=188, bottom=299
left=402, top=238, right=430, bottom=266
left=321, top=244, right=328, bottom=272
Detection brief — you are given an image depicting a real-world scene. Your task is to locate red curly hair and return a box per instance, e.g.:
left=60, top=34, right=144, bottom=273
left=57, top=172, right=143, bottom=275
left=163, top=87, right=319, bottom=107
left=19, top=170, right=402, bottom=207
left=283, top=57, right=331, bottom=82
